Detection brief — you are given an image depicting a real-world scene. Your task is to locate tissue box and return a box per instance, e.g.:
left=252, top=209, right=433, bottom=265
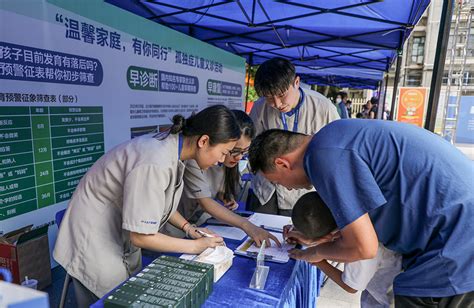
left=0, top=281, right=49, bottom=308
left=194, top=247, right=233, bottom=282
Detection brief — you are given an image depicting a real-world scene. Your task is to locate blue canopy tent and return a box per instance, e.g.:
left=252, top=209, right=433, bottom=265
left=106, top=0, right=430, bottom=91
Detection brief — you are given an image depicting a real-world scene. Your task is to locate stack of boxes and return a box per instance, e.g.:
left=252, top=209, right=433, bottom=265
left=104, top=255, right=214, bottom=308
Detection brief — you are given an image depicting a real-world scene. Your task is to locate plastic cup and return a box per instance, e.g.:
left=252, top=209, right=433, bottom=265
left=21, top=278, right=38, bottom=290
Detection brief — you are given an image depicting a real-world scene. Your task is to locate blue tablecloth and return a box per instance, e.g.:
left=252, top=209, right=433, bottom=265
left=92, top=237, right=322, bottom=308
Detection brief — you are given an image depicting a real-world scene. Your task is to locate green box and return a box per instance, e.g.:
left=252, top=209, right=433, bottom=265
left=53, top=152, right=103, bottom=171
left=0, top=141, right=32, bottom=157
left=35, top=161, right=54, bottom=186
left=143, top=282, right=192, bottom=308
left=0, top=153, right=34, bottom=169
left=30, top=106, right=49, bottom=115
left=105, top=255, right=214, bottom=308
left=127, top=66, right=158, bottom=91
left=32, top=138, right=52, bottom=162
left=0, top=127, right=32, bottom=143
left=51, top=133, right=104, bottom=149
left=0, top=176, right=35, bottom=195
left=0, top=116, right=30, bottom=130
left=0, top=164, right=35, bottom=184
left=31, top=116, right=51, bottom=139
left=49, top=106, right=103, bottom=114
left=54, top=176, right=82, bottom=193
left=36, top=183, right=55, bottom=208
left=55, top=188, right=75, bottom=203
left=0, top=198, right=37, bottom=221
left=52, top=143, right=104, bottom=160
left=0, top=106, right=30, bottom=115
left=0, top=187, right=36, bottom=206
left=153, top=256, right=214, bottom=299
left=53, top=164, right=90, bottom=182
left=51, top=123, right=104, bottom=138
left=49, top=113, right=103, bottom=126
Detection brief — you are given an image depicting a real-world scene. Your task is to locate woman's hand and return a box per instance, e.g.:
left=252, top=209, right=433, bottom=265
left=185, top=225, right=217, bottom=239
left=242, top=222, right=281, bottom=247
left=192, top=236, right=225, bottom=254
left=222, top=199, right=239, bottom=211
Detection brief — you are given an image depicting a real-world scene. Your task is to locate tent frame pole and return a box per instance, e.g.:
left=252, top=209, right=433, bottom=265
left=390, top=50, right=403, bottom=120
left=244, top=53, right=253, bottom=111
left=424, top=0, right=454, bottom=131
left=382, top=72, right=389, bottom=119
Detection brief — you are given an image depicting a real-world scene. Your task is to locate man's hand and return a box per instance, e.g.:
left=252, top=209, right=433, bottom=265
left=243, top=222, right=281, bottom=247
left=288, top=246, right=323, bottom=263
left=283, top=225, right=319, bottom=246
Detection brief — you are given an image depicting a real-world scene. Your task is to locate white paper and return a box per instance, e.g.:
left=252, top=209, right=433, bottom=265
left=248, top=213, right=292, bottom=232
left=206, top=225, right=247, bottom=240
left=235, top=232, right=295, bottom=263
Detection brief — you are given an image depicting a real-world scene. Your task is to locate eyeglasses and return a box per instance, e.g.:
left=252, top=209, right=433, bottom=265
left=228, top=147, right=249, bottom=158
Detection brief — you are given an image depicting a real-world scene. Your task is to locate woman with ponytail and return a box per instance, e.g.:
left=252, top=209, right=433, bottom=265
left=54, top=105, right=241, bottom=307
left=176, top=110, right=280, bottom=247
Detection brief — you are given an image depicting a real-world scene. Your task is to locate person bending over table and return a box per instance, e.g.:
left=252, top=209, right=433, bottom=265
left=248, top=120, right=474, bottom=307
left=54, top=105, right=241, bottom=307
left=175, top=110, right=280, bottom=247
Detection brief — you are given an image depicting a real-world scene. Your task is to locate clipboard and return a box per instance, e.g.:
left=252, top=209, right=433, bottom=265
left=234, top=232, right=295, bottom=263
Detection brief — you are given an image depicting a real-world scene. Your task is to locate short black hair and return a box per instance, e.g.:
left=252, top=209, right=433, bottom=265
left=337, top=91, right=348, bottom=100
left=370, top=97, right=379, bottom=105
left=254, top=57, right=296, bottom=97
left=292, top=192, right=337, bottom=239
left=248, top=129, right=306, bottom=173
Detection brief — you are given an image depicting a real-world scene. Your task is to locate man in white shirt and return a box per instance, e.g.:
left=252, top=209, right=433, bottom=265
left=249, top=57, right=339, bottom=216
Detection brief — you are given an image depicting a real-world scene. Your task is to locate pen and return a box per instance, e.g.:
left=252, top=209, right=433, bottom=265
left=245, top=251, right=273, bottom=260
left=259, top=225, right=283, bottom=233
left=195, top=229, right=226, bottom=247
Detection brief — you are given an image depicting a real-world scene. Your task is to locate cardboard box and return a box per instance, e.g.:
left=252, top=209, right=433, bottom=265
left=0, top=225, right=51, bottom=290
left=0, top=281, right=49, bottom=308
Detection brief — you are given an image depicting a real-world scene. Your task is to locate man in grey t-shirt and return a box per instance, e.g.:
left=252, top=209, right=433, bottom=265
left=248, top=57, right=339, bottom=216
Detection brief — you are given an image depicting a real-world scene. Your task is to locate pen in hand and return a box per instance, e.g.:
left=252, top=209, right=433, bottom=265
left=195, top=229, right=226, bottom=247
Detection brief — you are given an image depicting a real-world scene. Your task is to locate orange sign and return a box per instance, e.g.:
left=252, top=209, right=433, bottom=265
left=397, top=87, right=427, bottom=127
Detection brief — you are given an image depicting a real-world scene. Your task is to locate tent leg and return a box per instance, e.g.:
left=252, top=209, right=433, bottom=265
left=390, top=50, right=403, bottom=120
left=244, top=53, right=253, bottom=112
left=424, top=0, right=454, bottom=131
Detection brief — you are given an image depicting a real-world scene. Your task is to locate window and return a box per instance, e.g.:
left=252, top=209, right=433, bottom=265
left=467, top=33, right=474, bottom=57
left=406, top=73, right=422, bottom=86
left=411, top=36, right=425, bottom=64
left=463, top=71, right=474, bottom=85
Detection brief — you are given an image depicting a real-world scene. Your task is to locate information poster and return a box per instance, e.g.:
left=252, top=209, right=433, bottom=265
left=396, top=87, right=427, bottom=127
left=0, top=0, right=246, bottom=256
left=455, top=96, right=474, bottom=144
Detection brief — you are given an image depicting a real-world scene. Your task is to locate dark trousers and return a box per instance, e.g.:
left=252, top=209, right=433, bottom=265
left=395, top=291, right=474, bottom=308
left=247, top=191, right=292, bottom=217
left=72, top=277, right=99, bottom=308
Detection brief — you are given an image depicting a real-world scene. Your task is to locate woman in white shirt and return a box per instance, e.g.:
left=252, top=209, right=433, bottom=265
left=53, top=105, right=241, bottom=307
left=178, top=110, right=280, bottom=247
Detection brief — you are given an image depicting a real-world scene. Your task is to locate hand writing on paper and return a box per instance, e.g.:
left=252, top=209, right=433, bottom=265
left=283, top=225, right=318, bottom=246
left=243, top=222, right=281, bottom=248
left=188, top=226, right=217, bottom=239
left=288, top=246, right=323, bottom=263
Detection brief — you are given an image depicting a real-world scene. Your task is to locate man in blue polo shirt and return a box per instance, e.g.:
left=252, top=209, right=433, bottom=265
left=248, top=120, right=474, bottom=306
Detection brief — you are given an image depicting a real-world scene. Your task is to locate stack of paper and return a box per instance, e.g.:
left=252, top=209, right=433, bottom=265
left=248, top=213, right=292, bottom=232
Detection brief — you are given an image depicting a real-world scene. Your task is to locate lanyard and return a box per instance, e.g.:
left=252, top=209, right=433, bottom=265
left=281, top=88, right=305, bottom=132
left=178, top=133, right=184, bottom=160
